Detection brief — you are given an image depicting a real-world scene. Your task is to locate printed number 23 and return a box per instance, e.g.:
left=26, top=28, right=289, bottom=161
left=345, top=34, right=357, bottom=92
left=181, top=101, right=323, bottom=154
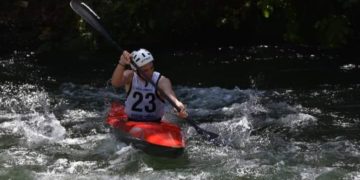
left=131, top=92, right=156, bottom=112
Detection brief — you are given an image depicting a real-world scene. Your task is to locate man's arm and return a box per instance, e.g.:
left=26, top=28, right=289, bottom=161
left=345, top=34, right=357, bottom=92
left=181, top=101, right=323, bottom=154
left=158, top=76, right=188, bottom=118
left=111, top=51, right=132, bottom=88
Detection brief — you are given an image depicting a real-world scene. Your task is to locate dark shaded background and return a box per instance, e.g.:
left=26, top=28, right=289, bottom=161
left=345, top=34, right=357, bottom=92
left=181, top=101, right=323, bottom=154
left=0, top=0, right=359, bottom=88
left=1, top=0, right=359, bottom=53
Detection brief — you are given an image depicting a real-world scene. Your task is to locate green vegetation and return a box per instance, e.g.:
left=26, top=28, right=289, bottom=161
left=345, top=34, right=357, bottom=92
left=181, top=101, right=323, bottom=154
left=0, top=0, right=359, bottom=54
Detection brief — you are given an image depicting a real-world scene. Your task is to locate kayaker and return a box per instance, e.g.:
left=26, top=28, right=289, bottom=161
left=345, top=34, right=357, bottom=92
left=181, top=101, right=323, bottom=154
left=111, top=48, right=188, bottom=122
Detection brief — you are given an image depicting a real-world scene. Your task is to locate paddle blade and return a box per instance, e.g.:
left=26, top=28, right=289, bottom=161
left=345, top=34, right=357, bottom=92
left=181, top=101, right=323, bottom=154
left=70, top=0, right=103, bottom=33
left=187, top=119, right=219, bottom=141
left=198, top=128, right=219, bottom=140
left=70, top=0, right=123, bottom=52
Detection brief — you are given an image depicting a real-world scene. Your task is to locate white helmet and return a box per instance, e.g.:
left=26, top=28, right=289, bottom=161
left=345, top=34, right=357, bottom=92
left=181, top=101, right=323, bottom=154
left=131, top=48, right=154, bottom=69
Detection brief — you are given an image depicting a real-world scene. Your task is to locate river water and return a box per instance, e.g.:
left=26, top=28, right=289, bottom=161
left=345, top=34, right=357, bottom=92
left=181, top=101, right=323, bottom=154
left=1, top=46, right=360, bottom=179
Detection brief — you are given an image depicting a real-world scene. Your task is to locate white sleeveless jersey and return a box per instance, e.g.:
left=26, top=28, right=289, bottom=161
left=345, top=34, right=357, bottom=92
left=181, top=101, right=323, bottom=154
left=125, top=71, right=165, bottom=121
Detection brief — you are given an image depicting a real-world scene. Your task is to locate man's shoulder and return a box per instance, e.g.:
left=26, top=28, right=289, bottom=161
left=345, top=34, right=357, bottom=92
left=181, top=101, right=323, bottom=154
left=124, top=70, right=134, bottom=83
left=158, top=75, right=171, bottom=85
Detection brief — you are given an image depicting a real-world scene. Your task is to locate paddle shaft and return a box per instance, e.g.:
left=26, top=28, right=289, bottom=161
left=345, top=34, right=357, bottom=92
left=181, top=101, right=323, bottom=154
left=70, top=0, right=219, bottom=140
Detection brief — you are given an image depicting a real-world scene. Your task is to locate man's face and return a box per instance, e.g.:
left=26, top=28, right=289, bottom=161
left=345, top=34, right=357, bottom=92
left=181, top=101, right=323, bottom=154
left=139, top=62, right=154, bottom=78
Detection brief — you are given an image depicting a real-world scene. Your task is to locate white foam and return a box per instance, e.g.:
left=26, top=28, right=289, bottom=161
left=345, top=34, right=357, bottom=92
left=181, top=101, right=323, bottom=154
left=340, top=64, right=357, bottom=71
left=47, top=158, right=98, bottom=174
left=278, top=113, right=317, bottom=130
left=1, top=147, right=48, bottom=167
left=0, top=83, right=66, bottom=146
left=300, top=167, right=335, bottom=179
left=175, top=86, right=248, bottom=109
left=60, top=134, right=108, bottom=146
left=62, top=109, right=99, bottom=123
left=0, top=112, right=66, bottom=147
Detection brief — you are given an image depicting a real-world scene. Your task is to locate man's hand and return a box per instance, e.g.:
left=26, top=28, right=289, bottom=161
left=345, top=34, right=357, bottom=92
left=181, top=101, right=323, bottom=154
left=119, top=51, right=131, bottom=66
left=175, top=102, right=188, bottom=119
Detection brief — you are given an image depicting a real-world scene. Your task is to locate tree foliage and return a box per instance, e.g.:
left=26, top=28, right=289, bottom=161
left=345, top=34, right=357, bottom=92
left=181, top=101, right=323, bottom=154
left=0, top=0, right=359, bottom=54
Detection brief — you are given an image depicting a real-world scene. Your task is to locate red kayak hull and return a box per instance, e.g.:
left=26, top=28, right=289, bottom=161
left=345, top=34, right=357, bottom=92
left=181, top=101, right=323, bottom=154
left=105, top=102, right=185, bottom=158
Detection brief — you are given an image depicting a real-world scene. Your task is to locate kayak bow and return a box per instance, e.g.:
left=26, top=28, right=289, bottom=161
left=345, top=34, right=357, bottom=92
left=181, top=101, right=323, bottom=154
left=106, top=102, right=185, bottom=158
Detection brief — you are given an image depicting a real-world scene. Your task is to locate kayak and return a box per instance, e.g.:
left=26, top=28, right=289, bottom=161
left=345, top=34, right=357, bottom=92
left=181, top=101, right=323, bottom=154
left=105, top=102, right=185, bottom=158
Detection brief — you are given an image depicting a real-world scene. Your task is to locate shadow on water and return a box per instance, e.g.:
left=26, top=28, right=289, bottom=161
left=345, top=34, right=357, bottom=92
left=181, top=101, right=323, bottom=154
left=13, top=44, right=357, bottom=89
left=140, top=153, right=191, bottom=170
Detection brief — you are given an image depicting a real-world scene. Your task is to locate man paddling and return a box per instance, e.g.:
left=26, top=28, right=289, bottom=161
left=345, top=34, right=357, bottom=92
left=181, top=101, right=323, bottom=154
left=111, top=49, right=188, bottom=122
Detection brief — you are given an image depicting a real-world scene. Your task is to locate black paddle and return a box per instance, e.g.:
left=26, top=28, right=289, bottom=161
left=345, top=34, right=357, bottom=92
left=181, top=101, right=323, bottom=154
left=70, top=0, right=219, bottom=141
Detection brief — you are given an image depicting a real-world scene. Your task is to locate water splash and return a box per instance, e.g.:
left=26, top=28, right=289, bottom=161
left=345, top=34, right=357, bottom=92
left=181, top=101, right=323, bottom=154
left=0, top=83, right=66, bottom=146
